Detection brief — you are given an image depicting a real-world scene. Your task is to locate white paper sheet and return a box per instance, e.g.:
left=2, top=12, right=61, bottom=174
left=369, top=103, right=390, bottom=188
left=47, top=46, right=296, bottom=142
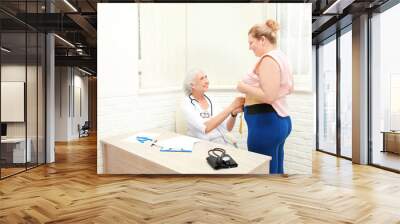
left=156, top=135, right=200, bottom=152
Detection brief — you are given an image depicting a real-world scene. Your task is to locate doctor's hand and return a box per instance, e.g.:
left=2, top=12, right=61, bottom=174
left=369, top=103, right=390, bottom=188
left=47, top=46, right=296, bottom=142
left=231, top=106, right=243, bottom=117
left=230, top=97, right=245, bottom=111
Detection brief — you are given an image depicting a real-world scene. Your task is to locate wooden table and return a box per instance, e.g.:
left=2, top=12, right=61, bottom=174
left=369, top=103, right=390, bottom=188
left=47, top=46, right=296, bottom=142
left=382, top=131, right=400, bottom=154
left=100, top=130, right=271, bottom=174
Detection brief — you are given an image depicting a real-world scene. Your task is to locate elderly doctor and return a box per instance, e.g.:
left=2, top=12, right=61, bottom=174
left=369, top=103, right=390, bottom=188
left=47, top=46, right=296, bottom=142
left=181, top=69, right=245, bottom=144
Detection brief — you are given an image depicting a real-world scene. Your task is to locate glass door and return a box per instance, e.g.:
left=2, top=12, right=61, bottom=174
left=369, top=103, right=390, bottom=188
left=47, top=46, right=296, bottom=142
left=1, top=31, right=28, bottom=178
left=370, top=3, right=400, bottom=171
left=339, top=27, right=352, bottom=159
left=0, top=1, right=47, bottom=179
left=317, top=36, right=337, bottom=155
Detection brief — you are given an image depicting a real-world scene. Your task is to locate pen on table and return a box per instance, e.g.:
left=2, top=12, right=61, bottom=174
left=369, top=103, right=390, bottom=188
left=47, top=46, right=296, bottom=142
left=150, top=139, right=158, bottom=147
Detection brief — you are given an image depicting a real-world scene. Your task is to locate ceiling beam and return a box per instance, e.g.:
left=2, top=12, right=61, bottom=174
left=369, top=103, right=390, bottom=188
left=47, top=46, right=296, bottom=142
left=322, top=0, right=356, bottom=14
left=55, top=55, right=96, bottom=70
left=67, top=13, right=97, bottom=39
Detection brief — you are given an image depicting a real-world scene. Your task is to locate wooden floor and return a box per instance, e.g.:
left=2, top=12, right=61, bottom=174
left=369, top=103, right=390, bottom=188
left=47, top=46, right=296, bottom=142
left=0, top=167, right=26, bottom=178
left=1, top=163, right=45, bottom=178
left=1, top=135, right=400, bottom=223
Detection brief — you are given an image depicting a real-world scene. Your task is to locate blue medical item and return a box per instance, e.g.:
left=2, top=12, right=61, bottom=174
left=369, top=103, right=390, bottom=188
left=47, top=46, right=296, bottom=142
left=136, top=136, right=153, bottom=144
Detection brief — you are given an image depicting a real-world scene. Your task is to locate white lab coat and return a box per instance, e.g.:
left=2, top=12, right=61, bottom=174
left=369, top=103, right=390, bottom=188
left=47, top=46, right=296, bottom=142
left=181, top=95, right=229, bottom=144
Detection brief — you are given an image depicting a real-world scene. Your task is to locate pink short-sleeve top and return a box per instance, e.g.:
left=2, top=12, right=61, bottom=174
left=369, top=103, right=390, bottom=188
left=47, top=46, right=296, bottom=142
left=242, top=49, right=293, bottom=117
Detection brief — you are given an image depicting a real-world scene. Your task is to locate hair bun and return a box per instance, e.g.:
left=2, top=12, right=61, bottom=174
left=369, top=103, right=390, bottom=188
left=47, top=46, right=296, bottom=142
left=266, top=19, right=279, bottom=32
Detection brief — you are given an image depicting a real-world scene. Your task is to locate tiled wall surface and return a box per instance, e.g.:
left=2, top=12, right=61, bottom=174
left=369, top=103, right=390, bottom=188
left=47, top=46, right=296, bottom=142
left=98, top=89, right=313, bottom=174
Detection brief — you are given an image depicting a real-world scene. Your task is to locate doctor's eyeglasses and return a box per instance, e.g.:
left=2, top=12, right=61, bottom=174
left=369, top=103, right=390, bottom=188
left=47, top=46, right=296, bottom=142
left=200, top=111, right=211, bottom=118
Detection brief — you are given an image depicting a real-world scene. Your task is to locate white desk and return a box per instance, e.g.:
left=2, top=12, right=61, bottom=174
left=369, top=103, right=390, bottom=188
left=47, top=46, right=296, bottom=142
left=1, top=138, right=31, bottom=163
left=100, top=130, right=271, bottom=174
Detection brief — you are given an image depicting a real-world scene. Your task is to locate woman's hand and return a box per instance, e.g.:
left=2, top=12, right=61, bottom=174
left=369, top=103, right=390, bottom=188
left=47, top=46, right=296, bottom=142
left=236, top=81, right=248, bottom=94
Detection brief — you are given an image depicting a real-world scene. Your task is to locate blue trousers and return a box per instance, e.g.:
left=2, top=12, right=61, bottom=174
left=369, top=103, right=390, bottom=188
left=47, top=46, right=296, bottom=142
left=244, top=107, right=292, bottom=174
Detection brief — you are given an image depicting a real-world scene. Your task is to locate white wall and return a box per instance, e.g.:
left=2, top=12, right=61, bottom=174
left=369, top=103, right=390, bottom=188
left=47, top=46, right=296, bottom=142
left=1, top=82, right=24, bottom=122
left=139, top=3, right=311, bottom=90
left=98, top=4, right=139, bottom=173
left=98, top=3, right=313, bottom=174
left=185, top=4, right=264, bottom=87
left=1, top=65, right=41, bottom=137
left=139, top=4, right=186, bottom=89
left=55, top=67, right=68, bottom=141
left=55, top=67, right=89, bottom=141
left=72, top=73, right=89, bottom=138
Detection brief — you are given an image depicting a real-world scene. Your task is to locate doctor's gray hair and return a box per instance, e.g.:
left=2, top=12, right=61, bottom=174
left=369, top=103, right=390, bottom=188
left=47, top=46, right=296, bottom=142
left=183, top=69, right=204, bottom=96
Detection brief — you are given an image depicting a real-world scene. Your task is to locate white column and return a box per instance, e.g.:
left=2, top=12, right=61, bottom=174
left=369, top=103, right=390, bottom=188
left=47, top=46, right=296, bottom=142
left=46, top=33, right=55, bottom=163
left=352, top=14, right=369, bottom=164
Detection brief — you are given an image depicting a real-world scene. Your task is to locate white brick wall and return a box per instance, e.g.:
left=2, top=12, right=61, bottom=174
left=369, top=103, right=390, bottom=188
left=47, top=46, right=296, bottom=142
left=98, top=88, right=313, bottom=174
left=98, top=4, right=139, bottom=173
left=285, top=91, right=314, bottom=174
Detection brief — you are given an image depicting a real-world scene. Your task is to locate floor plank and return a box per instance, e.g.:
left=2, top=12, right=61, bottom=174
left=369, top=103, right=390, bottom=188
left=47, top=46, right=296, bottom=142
left=1, top=135, right=399, bottom=223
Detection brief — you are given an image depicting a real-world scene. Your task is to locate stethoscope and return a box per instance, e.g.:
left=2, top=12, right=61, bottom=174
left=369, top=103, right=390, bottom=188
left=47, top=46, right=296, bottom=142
left=189, top=94, right=213, bottom=118
left=189, top=94, right=227, bottom=143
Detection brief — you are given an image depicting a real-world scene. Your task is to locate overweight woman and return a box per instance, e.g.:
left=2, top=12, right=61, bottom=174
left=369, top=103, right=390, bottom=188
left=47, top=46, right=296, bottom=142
left=237, top=19, right=293, bottom=174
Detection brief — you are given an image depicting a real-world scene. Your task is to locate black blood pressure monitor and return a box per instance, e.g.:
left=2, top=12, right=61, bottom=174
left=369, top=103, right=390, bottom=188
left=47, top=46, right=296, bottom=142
left=206, top=148, right=238, bottom=170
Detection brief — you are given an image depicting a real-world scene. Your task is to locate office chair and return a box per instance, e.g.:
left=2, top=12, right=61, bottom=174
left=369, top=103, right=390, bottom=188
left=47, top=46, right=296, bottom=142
left=79, top=121, right=90, bottom=138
